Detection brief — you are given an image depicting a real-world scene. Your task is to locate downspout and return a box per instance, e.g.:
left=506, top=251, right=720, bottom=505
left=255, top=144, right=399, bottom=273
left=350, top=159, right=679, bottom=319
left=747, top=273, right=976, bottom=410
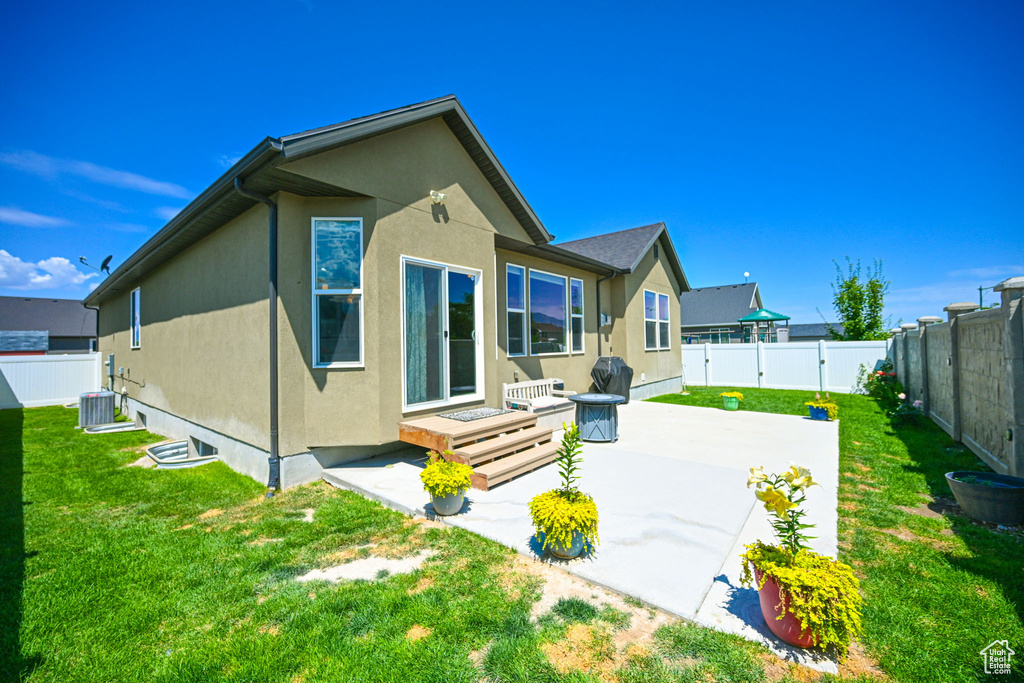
left=595, top=270, right=619, bottom=356
left=82, top=303, right=102, bottom=386
left=233, top=178, right=280, bottom=497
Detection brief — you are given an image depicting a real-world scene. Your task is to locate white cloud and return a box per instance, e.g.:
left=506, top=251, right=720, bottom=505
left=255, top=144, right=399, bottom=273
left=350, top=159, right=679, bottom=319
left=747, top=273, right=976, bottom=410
left=0, top=150, right=193, bottom=199
left=107, top=223, right=153, bottom=234
left=0, top=250, right=98, bottom=290
left=154, top=206, right=184, bottom=221
left=0, top=206, right=72, bottom=228
left=216, top=154, right=243, bottom=169
left=947, top=265, right=1024, bottom=281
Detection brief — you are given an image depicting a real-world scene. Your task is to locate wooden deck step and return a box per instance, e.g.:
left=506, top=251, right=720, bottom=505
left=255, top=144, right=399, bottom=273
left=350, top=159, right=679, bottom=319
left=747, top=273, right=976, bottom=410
left=470, top=441, right=560, bottom=491
left=398, top=411, right=538, bottom=452
left=450, top=426, right=553, bottom=466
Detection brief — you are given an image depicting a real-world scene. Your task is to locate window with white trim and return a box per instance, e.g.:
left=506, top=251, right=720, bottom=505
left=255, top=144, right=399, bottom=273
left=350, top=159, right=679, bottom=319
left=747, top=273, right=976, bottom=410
left=644, top=290, right=671, bottom=350
left=506, top=264, right=526, bottom=356
left=130, top=287, right=141, bottom=349
left=529, top=269, right=568, bottom=355
left=570, top=278, right=584, bottom=353
left=312, top=218, right=363, bottom=367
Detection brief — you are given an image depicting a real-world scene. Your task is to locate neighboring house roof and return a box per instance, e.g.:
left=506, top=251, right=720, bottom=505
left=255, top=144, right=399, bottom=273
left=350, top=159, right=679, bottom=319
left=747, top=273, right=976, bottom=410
left=737, top=308, right=790, bottom=322
left=0, top=330, right=49, bottom=352
left=789, top=323, right=844, bottom=338
left=679, top=283, right=762, bottom=327
left=0, top=296, right=96, bottom=337
left=86, top=95, right=553, bottom=306
left=555, top=223, right=689, bottom=291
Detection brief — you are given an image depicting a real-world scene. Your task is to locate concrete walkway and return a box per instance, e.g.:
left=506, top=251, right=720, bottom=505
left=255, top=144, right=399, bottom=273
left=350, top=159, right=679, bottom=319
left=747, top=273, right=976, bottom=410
left=322, top=400, right=839, bottom=671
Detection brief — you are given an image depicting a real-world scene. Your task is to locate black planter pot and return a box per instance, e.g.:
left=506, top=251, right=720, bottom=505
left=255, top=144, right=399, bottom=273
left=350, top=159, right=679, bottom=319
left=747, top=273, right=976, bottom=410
left=946, top=471, right=1024, bottom=526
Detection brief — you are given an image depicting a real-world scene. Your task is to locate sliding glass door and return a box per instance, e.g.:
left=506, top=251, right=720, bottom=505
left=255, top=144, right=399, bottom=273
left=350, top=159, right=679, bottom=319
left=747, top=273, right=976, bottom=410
left=402, top=257, right=482, bottom=410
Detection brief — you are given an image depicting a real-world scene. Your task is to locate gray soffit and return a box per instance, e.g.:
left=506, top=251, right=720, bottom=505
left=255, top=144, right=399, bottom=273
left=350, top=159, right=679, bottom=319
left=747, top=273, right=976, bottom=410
left=555, top=223, right=689, bottom=291
left=87, top=95, right=552, bottom=306
left=679, top=282, right=761, bottom=326
left=0, top=296, right=96, bottom=336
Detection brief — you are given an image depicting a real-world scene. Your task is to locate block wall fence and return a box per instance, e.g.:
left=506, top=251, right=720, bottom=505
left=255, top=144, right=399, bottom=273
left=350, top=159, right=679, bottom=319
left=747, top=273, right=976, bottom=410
left=891, top=276, right=1024, bottom=477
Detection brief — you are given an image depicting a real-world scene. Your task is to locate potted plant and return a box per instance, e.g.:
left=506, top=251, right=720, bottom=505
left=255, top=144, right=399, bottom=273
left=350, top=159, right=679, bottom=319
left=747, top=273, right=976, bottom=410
left=805, top=393, right=838, bottom=421
left=528, top=423, right=599, bottom=559
left=720, top=391, right=743, bottom=411
left=420, top=450, right=473, bottom=516
left=946, top=471, right=1024, bottom=526
left=740, top=465, right=863, bottom=656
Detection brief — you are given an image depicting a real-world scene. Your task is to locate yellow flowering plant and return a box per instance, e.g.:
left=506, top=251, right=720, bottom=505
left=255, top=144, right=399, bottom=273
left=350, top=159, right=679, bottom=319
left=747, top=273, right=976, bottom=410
left=419, top=450, right=473, bottom=499
left=719, top=391, right=744, bottom=400
left=804, top=392, right=839, bottom=420
left=746, top=464, right=817, bottom=553
left=528, top=423, right=600, bottom=554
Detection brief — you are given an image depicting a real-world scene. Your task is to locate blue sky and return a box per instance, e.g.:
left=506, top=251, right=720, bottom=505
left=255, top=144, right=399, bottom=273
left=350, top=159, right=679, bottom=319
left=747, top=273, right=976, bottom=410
left=1, top=0, right=1021, bottom=325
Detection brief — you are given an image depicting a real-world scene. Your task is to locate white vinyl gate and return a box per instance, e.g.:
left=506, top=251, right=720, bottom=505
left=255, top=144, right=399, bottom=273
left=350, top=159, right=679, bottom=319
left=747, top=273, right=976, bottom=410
left=681, top=340, right=890, bottom=394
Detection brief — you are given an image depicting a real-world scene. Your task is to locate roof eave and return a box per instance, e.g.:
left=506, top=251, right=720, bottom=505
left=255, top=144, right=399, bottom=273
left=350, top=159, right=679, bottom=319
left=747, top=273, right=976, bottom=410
left=85, top=139, right=284, bottom=306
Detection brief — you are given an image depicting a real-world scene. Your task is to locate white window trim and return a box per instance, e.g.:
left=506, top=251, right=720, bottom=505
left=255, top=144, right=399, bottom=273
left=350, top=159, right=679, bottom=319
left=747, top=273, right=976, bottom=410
left=570, top=277, right=585, bottom=354
left=658, top=292, right=671, bottom=350
left=400, top=255, right=485, bottom=414
left=644, top=289, right=658, bottom=351
left=528, top=267, right=570, bottom=357
left=311, top=217, right=364, bottom=369
left=506, top=263, right=527, bottom=358
left=129, top=287, right=141, bottom=349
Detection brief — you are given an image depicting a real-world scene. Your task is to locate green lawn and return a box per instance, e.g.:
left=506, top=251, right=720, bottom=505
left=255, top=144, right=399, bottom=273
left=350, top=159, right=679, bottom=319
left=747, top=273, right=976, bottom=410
left=1, top=405, right=889, bottom=683
left=650, top=388, right=1024, bottom=682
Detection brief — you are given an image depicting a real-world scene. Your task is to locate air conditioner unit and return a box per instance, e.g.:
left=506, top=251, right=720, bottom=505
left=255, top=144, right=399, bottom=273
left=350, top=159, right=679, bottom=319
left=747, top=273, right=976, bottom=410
left=79, top=390, right=115, bottom=428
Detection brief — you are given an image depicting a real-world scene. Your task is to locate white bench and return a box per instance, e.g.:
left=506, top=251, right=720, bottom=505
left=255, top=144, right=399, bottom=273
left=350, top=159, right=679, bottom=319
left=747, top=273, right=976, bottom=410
left=502, top=378, right=576, bottom=416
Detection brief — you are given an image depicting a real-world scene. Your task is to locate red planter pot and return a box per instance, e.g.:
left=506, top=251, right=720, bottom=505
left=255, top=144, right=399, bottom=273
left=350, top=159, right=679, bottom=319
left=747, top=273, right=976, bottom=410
left=754, top=569, right=816, bottom=648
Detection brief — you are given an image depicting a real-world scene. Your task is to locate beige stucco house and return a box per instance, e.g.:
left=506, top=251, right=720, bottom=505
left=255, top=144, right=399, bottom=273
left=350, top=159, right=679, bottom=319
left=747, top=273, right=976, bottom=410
left=85, top=96, right=689, bottom=489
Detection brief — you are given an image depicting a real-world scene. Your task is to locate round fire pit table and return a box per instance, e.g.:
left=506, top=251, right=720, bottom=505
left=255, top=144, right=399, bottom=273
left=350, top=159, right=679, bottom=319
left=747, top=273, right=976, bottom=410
left=569, top=393, right=626, bottom=442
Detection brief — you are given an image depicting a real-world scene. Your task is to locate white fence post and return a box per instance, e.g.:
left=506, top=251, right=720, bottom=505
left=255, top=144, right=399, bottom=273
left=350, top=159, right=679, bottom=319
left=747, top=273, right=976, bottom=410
left=703, top=343, right=711, bottom=386
left=818, top=340, right=828, bottom=391
left=756, top=341, right=765, bottom=388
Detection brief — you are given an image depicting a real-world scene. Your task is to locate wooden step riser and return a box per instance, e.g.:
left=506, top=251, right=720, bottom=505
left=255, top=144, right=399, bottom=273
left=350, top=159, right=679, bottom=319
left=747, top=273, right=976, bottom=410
left=471, top=445, right=560, bottom=491
left=450, top=426, right=553, bottom=466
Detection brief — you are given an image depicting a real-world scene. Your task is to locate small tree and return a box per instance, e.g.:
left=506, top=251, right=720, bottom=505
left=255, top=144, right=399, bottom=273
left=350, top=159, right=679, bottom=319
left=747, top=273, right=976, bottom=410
left=823, top=258, right=890, bottom=340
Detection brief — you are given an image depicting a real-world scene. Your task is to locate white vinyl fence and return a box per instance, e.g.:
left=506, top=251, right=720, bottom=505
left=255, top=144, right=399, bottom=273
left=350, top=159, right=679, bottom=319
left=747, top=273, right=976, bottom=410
left=681, top=340, right=891, bottom=394
left=0, top=353, right=104, bottom=409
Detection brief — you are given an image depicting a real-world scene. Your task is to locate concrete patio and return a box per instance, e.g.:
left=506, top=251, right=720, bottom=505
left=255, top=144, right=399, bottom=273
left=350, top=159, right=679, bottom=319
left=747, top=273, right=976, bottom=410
left=322, top=399, right=840, bottom=670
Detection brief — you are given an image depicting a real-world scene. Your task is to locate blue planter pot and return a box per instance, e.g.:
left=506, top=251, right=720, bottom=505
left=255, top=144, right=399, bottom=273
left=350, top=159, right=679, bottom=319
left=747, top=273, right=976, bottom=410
left=547, top=530, right=585, bottom=559
left=808, top=406, right=830, bottom=421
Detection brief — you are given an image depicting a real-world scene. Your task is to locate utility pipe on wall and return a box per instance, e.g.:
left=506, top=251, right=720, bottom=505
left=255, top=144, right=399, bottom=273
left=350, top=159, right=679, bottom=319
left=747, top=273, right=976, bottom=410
left=233, top=178, right=281, bottom=496
left=595, top=270, right=619, bottom=356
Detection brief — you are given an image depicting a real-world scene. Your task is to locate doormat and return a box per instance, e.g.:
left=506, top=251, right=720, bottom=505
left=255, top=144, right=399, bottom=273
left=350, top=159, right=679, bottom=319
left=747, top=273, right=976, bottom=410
left=438, top=407, right=515, bottom=422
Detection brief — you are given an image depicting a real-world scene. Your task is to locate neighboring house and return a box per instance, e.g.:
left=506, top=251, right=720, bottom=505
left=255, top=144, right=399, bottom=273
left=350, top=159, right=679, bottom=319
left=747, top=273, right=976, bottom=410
left=85, top=95, right=688, bottom=488
left=679, top=282, right=762, bottom=343
left=787, top=322, right=844, bottom=342
left=0, top=296, right=97, bottom=354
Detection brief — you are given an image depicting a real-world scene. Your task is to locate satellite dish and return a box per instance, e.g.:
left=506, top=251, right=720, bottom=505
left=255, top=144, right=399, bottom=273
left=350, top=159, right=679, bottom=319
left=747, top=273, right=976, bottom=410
left=100, top=255, right=113, bottom=274
left=744, top=272, right=750, bottom=278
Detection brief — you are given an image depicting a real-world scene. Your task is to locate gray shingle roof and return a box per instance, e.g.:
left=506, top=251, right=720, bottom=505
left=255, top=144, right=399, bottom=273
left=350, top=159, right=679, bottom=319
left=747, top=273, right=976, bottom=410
left=0, top=296, right=97, bottom=337
left=0, top=330, right=48, bottom=352
left=788, top=323, right=844, bottom=338
left=555, top=223, right=665, bottom=272
left=679, top=283, right=761, bottom=326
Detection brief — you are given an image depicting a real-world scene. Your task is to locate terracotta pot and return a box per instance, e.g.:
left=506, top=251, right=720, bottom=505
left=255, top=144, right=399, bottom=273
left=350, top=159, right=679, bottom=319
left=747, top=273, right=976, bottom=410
left=754, top=568, right=815, bottom=648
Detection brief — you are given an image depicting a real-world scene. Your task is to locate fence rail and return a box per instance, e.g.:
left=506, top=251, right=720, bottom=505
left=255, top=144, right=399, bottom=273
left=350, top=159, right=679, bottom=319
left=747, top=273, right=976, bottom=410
left=0, top=353, right=103, bottom=409
left=681, top=340, right=890, bottom=394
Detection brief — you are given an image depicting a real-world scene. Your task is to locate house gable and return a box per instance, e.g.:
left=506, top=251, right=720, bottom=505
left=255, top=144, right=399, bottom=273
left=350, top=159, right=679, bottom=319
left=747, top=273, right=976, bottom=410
left=281, top=118, right=534, bottom=244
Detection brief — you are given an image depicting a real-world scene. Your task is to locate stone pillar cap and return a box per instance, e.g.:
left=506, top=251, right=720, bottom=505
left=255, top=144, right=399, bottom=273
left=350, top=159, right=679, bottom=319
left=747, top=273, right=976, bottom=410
left=889, top=328, right=902, bottom=334
left=900, top=323, right=918, bottom=330
left=993, top=276, right=1024, bottom=292
left=944, top=302, right=979, bottom=312
left=917, top=316, right=943, bottom=324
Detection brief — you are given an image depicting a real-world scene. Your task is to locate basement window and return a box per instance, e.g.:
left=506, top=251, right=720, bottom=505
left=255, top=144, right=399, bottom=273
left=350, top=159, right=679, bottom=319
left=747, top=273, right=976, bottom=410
left=190, top=437, right=218, bottom=459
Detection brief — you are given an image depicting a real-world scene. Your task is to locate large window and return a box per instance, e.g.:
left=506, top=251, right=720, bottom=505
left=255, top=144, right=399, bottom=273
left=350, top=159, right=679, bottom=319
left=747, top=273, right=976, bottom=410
left=506, top=264, right=526, bottom=357
left=312, top=218, right=363, bottom=367
left=529, top=270, right=568, bottom=356
left=644, top=290, right=671, bottom=351
left=570, top=278, right=584, bottom=353
left=129, top=287, right=141, bottom=349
